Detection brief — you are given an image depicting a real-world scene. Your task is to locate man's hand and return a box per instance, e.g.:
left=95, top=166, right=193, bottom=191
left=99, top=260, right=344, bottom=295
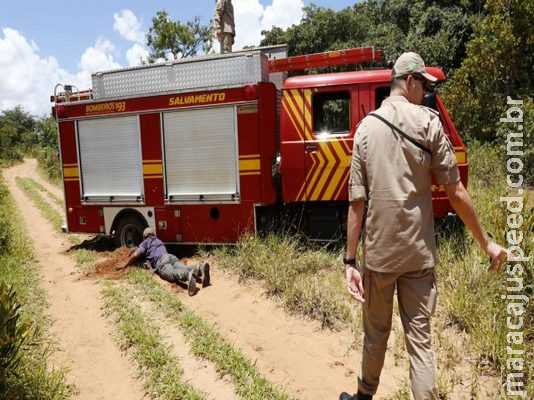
left=485, top=241, right=509, bottom=272
left=346, top=266, right=365, bottom=303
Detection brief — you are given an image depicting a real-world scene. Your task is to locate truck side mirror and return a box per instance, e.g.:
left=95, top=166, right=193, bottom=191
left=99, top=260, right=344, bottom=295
left=423, top=92, right=437, bottom=110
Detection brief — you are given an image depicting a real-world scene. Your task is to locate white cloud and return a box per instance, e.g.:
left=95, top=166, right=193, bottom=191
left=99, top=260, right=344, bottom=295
left=0, top=28, right=81, bottom=116
left=78, top=37, right=121, bottom=73
left=0, top=29, right=124, bottom=116
left=231, top=0, right=304, bottom=50
left=262, top=0, right=304, bottom=31
left=126, top=43, right=149, bottom=66
left=113, top=9, right=145, bottom=44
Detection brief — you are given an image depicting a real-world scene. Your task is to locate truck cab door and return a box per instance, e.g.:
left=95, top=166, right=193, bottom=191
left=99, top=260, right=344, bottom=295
left=302, top=87, right=356, bottom=202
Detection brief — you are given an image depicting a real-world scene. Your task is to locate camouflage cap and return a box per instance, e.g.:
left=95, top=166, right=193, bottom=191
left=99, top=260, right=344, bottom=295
left=392, top=52, right=438, bottom=83
left=143, top=227, right=155, bottom=238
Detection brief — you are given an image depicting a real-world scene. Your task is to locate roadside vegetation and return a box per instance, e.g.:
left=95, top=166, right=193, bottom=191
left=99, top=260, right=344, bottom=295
left=0, top=177, right=74, bottom=399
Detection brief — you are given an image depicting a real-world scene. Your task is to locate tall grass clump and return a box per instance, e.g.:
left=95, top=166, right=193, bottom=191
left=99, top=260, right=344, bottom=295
left=213, top=234, right=356, bottom=329
left=436, top=141, right=533, bottom=395
left=0, top=176, right=74, bottom=399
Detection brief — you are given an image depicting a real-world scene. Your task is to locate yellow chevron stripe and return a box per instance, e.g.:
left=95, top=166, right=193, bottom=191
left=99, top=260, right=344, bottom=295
left=303, top=89, right=313, bottom=140
left=282, top=95, right=305, bottom=142
left=63, top=167, right=79, bottom=178
left=240, top=171, right=260, bottom=176
left=145, top=175, right=163, bottom=179
left=309, top=143, right=330, bottom=200
left=239, top=154, right=260, bottom=159
left=285, top=90, right=306, bottom=141
left=322, top=142, right=346, bottom=200
left=143, top=164, right=163, bottom=175
left=64, top=178, right=79, bottom=182
left=239, top=159, right=260, bottom=171
left=143, top=159, right=162, bottom=164
left=307, top=148, right=326, bottom=201
left=63, top=163, right=78, bottom=167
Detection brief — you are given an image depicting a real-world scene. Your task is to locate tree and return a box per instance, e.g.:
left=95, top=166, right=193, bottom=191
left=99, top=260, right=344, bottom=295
left=443, top=0, right=534, bottom=140
left=146, top=11, right=213, bottom=62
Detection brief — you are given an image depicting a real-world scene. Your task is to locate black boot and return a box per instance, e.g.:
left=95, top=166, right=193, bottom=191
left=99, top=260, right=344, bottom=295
left=200, top=262, right=210, bottom=287
left=339, top=391, right=373, bottom=400
left=187, top=269, right=197, bottom=296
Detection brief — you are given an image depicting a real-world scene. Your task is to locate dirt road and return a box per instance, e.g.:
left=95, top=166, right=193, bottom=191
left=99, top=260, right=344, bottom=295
left=3, top=160, right=145, bottom=400
left=4, top=159, right=497, bottom=399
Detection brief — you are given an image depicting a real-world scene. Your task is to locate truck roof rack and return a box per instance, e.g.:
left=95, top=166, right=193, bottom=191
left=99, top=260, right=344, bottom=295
left=90, top=45, right=289, bottom=100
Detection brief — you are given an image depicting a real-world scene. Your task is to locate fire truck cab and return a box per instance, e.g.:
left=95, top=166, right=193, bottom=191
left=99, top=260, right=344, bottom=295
left=52, top=46, right=467, bottom=246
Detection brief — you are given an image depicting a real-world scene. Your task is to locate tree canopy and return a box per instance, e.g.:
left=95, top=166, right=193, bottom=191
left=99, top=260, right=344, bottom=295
left=261, top=1, right=479, bottom=73
left=146, top=11, right=214, bottom=62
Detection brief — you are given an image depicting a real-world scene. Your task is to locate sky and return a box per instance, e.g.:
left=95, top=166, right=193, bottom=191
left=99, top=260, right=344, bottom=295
left=0, top=1, right=358, bottom=117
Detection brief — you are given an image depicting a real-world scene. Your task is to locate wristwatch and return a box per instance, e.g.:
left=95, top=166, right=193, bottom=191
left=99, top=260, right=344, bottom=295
left=343, top=256, right=356, bottom=265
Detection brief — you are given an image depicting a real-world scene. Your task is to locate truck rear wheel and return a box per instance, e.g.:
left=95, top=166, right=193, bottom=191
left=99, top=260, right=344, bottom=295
left=114, top=216, right=146, bottom=248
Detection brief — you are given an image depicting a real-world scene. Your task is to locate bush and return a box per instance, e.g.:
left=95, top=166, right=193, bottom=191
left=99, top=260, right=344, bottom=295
left=0, top=282, right=35, bottom=390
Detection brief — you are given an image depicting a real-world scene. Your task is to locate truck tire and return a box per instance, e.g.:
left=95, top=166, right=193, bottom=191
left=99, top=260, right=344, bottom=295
left=114, top=215, right=146, bottom=248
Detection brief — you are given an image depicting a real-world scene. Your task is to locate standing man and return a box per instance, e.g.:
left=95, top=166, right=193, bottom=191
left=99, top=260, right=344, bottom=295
left=123, top=228, right=210, bottom=296
left=340, top=52, right=508, bottom=400
left=214, top=0, right=235, bottom=53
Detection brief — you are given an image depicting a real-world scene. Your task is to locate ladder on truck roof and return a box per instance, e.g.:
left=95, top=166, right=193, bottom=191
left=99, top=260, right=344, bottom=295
left=268, top=46, right=382, bottom=73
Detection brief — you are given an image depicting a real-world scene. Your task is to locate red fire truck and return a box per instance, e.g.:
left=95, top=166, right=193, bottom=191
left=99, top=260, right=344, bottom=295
left=52, top=46, right=467, bottom=247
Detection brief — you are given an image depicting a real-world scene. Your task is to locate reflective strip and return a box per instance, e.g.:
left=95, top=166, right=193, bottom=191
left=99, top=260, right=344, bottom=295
left=239, top=159, right=260, bottom=171
left=455, top=152, right=466, bottom=164
left=143, top=164, right=163, bottom=175
left=63, top=167, right=79, bottom=178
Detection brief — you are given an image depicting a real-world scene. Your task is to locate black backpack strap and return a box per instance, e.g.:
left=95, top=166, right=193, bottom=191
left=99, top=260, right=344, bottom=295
left=368, top=113, right=431, bottom=155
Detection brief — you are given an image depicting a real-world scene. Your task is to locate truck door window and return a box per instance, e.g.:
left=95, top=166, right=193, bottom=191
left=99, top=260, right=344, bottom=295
left=312, top=91, right=350, bottom=135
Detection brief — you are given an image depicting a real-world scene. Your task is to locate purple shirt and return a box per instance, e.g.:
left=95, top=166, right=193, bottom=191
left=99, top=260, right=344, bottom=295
left=137, top=236, right=168, bottom=269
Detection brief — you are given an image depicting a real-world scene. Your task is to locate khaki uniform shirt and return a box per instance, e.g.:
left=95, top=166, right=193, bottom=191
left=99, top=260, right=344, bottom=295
left=349, top=95, right=459, bottom=273
left=215, top=0, right=235, bottom=35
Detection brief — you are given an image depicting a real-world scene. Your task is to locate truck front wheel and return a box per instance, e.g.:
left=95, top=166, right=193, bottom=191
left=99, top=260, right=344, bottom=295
left=114, top=216, right=146, bottom=248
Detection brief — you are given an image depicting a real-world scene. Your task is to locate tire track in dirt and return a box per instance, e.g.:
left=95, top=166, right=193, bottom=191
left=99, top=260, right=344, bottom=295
left=3, top=160, right=146, bottom=400
left=177, top=269, right=407, bottom=400
left=130, top=287, right=239, bottom=400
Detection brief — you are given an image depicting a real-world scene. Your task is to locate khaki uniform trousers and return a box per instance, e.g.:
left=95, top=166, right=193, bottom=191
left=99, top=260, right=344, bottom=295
left=219, top=33, right=234, bottom=53
left=358, top=267, right=438, bottom=400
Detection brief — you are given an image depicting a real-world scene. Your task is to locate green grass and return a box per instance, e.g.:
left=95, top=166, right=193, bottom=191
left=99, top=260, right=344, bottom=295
left=127, top=268, right=295, bottom=400
left=22, top=177, right=64, bottom=209
left=100, top=282, right=205, bottom=399
left=212, top=234, right=357, bottom=331
left=15, top=177, right=64, bottom=231
left=70, top=249, right=98, bottom=274
left=0, top=176, right=75, bottom=399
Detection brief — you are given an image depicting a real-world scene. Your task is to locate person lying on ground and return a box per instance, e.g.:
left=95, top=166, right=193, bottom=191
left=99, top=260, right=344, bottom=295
left=121, top=228, right=210, bottom=296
